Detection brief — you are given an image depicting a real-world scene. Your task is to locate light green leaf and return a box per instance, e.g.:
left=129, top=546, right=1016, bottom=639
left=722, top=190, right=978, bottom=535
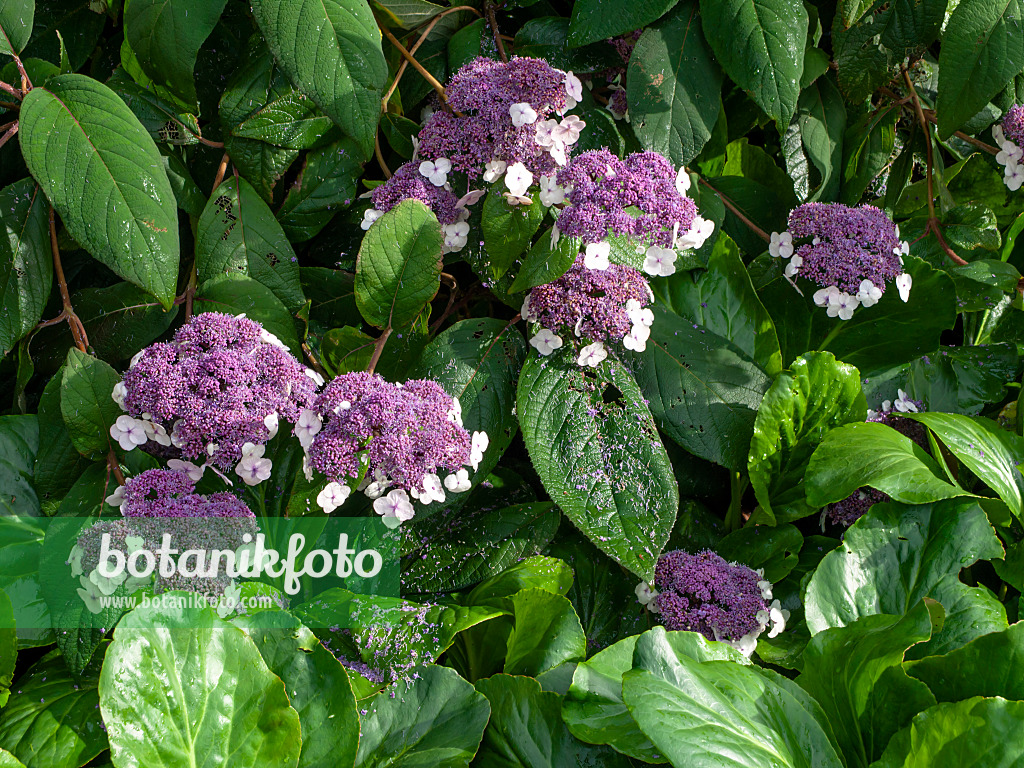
left=0, top=0, right=32, bottom=56
left=59, top=348, right=121, bottom=459
left=503, top=589, right=586, bottom=677
left=278, top=138, right=363, bottom=242
left=481, top=190, right=546, bottom=280
left=906, top=621, right=1024, bottom=702
left=508, top=228, right=580, bottom=294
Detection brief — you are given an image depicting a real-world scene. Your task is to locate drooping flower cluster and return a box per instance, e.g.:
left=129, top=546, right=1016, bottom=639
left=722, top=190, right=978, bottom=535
left=770, top=203, right=912, bottom=320
left=72, top=469, right=256, bottom=615
left=636, top=549, right=788, bottom=657
left=555, top=149, right=714, bottom=261
left=523, top=253, right=654, bottom=366
left=112, top=313, right=321, bottom=486
left=298, top=372, right=487, bottom=526
left=824, top=390, right=926, bottom=529
left=994, top=105, right=1024, bottom=191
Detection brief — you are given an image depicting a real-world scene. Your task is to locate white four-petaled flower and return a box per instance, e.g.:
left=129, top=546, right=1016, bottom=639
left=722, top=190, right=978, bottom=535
left=373, top=488, right=415, bottom=528
left=483, top=159, right=507, bottom=183
left=584, top=242, right=611, bottom=270
left=295, top=408, right=323, bottom=450
left=509, top=102, right=538, bottom=127
left=538, top=175, right=566, bottom=207
left=317, top=481, right=351, bottom=514
left=676, top=216, right=715, bottom=251
left=110, top=415, right=148, bottom=451
left=470, top=431, right=489, bottom=470
left=856, top=279, right=883, bottom=307
left=444, top=468, right=472, bottom=493
left=643, top=245, right=677, bottom=277
left=235, top=442, right=272, bottom=486
left=769, top=231, right=794, bottom=259
left=361, top=208, right=382, bottom=231
left=895, top=272, right=912, bottom=302
left=577, top=341, right=608, bottom=367
left=418, top=157, right=451, bottom=187
left=529, top=328, right=563, bottom=356
left=504, top=162, right=534, bottom=198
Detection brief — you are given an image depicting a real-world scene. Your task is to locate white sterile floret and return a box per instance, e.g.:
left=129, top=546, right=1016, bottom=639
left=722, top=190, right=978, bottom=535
left=363, top=468, right=391, bottom=499
left=456, top=189, right=486, bottom=209
left=643, top=244, right=677, bottom=277
left=509, top=102, right=539, bottom=127
left=167, top=459, right=206, bottom=482
left=529, top=328, right=563, bottom=356
left=757, top=579, right=773, bottom=600
left=622, top=322, right=650, bottom=352
left=361, top=208, right=383, bottom=230
left=141, top=420, right=172, bottom=447
left=813, top=286, right=839, bottom=307
left=577, top=341, right=608, bottom=367
left=635, top=581, right=660, bottom=607
left=538, top=175, right=566, bottom=206
left=584, top=241, right=611, bottom=270
left=826, top=291, right=859, bottom=321
left=675, top=167, right=691, bottom=196
left=767, top=600, right=789, bottom=638
left=551, top=115, right=586, bottom=146
left=105, top=485, right=126, bottom=507
left=784, top=254, right=803, bottom=278
left=260, top=328, right=288, bottom=350
left=1006, top=164, right=1024, bottom=192
left=769, top=231, right=794, bottom=259
left=448, top=397, right=463, bottom=427
left=111, top=381, right=128, bottom=410
left=443, top=222, right=470, bottom=253
left=444, top=468, right=472, bottom=493
left=263, top=412, right=280, bottom=440
left=420, top=473, right=446, bottom=504
left=483, top=159, right=507, bottom=183
left=893, top=388, right=919, bottom=413
left=295, top=408, right=323, bottom=450
left=316, top=481, right=350, bottom=513
left=896, top=272, right=913, bottom=302
left=521, top=294, right=538, bottom=323
left=374, top=488, right=416, bottom=528
left=110, top=415, right=148, bottom=451
left=626, top=299, right=655, bottom=327
left=676, top=216, right=715, bottom=250
left=305, top=368, right=325, bottom=387
left=418, top=157, right=451, bottom=187
left=856, top=279, right=883, bottom=308
left=564, top=71, right=583, bottom=106
left=470, top=431, right=489, bottom=470
left=236, top=442, right=272, bottom=486
left=504, top=162, right=534, bottom=197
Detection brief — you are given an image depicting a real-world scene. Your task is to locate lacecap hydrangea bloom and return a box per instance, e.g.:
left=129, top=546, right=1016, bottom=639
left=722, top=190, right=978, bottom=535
left=297, top=372, right=486, bottom=526
left=769, top=203, right=912, bottom=320
left=523, top=254, right=654, bottom=366
left=112, top=313, right=321, bottom=486
left=635, top=549, right=788, bottom=657
left=824, top=390, right=926, bottom=529
left=994, top=105, right=1024, bottom=191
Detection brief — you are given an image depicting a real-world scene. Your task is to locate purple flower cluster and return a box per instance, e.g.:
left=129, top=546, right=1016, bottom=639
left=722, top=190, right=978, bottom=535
left=637, top=549, right=786, bottom=657
left=1002, top=104, right=1024, bottom=148
left=369, top=161, right=462, bottom=225
left=115, top=313, right=320, bottom=478
left=523, top=253, right=654, bottom=365
left=994, top=105, right=1024, bottom=191
left=555, top=150, right=702, bottom=249
left=770, top=203, right=912, bottom=320
left=119, top=468, right=253, bottom=520
left=418, top=56, right=582, bottom=178
left=299, top=373, right=487, bottom=523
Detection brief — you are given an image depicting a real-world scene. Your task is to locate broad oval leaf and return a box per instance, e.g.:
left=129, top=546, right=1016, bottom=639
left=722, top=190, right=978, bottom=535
left=517, top=350, right=678, bottom=581
left=278, top=138, right=363, bottom=242
left=60, top=348, right=122, bottom=459
left=19, top=74, right=179, bottom=307
left=0, top=0, right=31, bottom=56
left=503, top=588, right=587, bottom=677
left=355, top=199, right=442, bottom=330
left=251, top=0, right=388, bottom=160
left=481, top=190, right=546, bottom=280
left=0, top=179, right=50, bottom=355
left=567, top=0, right=680, bottom=47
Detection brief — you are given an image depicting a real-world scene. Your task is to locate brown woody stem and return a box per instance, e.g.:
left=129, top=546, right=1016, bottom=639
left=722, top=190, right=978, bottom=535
left=49, top=207, right=89, bottom=352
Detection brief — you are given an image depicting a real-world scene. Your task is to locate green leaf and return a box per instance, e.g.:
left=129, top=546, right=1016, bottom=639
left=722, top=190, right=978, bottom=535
left=622, top=626, right=843, bottom=768
left=194, top=274, right=302, bottom=354
left=481, top=190, right=546, bottom=280
left=516, top=351, right=678, bottom=580
left=0, top=590, right=14, bottom=707
left=716, top=524, right=804, bottom=583
left=699, top=0, right=807, bottom=128
left=803, top=499, right=1004, bottom=633
left=804, top=422, right=965, bottom=508
left=841, top=104, right=899, bottom=205
left=99, top=597, right=302, bottom=768
left=33, top=372, right=91, bottom=502
left=19, top=74, right=180, bottom=308
left=906, top=621, right=1024, bottom=702
left=107, top=68, right=201, bottom=146
left=196, top=175, right=306, bottom=312
left=0, top=651, right=107, bottom=768
left=355, top=199, right=442, bottom=329
left=567, top=0, right=679, bottom=47
left=0, top=0, right=32, bottom=56
left=251, top=0, right=388, bottom=159
left=0, top=748, right=24, bottom=768
left=937, top=0, right=1024, bottom=138
left=626, top=305, right=772, bottom=471
left=797, top=602, right=938, bottom=768
left=355, top=664, right=490, bottom=768
left=278, top=138, right=363, bottom=242
left=749, top=352, right=867, bottom=524
left=0, top=517, right=50, bottom=648
left=123, top=0, right=227, bottom=106
left=464, top=556, right=574, bottom=608
left=59, top=348, right=121, bottom=459
left=905, top=578, right=1006, bottom=659
left=907, top=412, right=1024, bottom=522
left=232, top=92, right=334, bottom=150
left=874, top=697, right=1024, bottom=768
left=508, top=228, right=581, bottom=293
left=0, top=178, right=50, bottom=356
left=514, top=17, right=624, bottom=73
left=234, top=610, right=359, bottom=768
left=627, top=0, right=723, bottom=166
left=503, top=589, right=586, bottom=677
left=63, top=282, right=179, bottom=364
left=789, top=77, right=847, bottom=202
left=320, top=326, right=374, bottom=375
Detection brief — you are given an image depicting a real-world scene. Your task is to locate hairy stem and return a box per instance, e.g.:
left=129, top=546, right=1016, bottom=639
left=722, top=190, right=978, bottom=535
left=366, top=326, right=393, bottom=374
left=49, top=207, right=89, bottom=352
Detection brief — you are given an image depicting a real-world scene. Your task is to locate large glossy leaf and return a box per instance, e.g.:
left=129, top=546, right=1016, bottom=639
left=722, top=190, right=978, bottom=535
left=235, top=610, right=359, bottom=768
left=355, top=199, right=442, bottom=330
left=906, top=621, right=1024, bottom=702
left=99, top=598, right=302, bottom=768
left=354, top=664, right=490, bottom=768
left=481, top=190, right=546, bottom=280
left=622, top=627, right=843, bottom=768
left=903, top=578, right=1006, bottom=659
left=797, top=602, right=938, bottom=768
left=0, top=0, right=32, bottom=56
left=0, top=651, right=107, bottom=768
left=627, top=0, right=723, bottom=166
left=123, top=0, right=227, bottom=106
left=0, top=179, right=49, bottom=356
left=0, top=590, right=14, bottom=707
left=250, top=0, right=387, bottom=159
left=874, top=697, right=1024, bottom=768
left=699, top=0, right=806, bottom=128
left=804, top=422, right=965, bottom=508
left=196, top=175, right=305, bottom=312
left=0, top=517, right=50, bottom=648
left=716, top=524, right=804, bottom=583
left=626, top=305, right=771, bottom=471
left=803, top=499, right=1004, bottom=634
left=60, top=348, right=122, bottom=459
left=567, top=0, right=679, bottom=47
left=19, top=74, right=179, bottom=308
left=749, top=352, right=867, bottom=524
left=937, top=0, right=1024, bottom=138
left=503, top=589, right=586, bottom=677
left=278, top=138, right=363, bottom=241
left=517, top=350, right=678, bottom=581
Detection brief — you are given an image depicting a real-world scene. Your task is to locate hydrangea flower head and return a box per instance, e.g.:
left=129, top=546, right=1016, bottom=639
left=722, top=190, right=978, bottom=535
left=367, top=161, right=463, bottom=226
left=523, top=254, right=654, bottom=362
left=117, top=313, right=319, bottom=481
left=302, top=373, right=483, bottom=523
left=994, top=105, right=1024, bottom=191
left=555, top=149, right=711, bottom=254
left=771, top=203, right=912, bottom=319
left=640, top=549, right=788, bottom=657
left=417, top=56, right=585, bottom=179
